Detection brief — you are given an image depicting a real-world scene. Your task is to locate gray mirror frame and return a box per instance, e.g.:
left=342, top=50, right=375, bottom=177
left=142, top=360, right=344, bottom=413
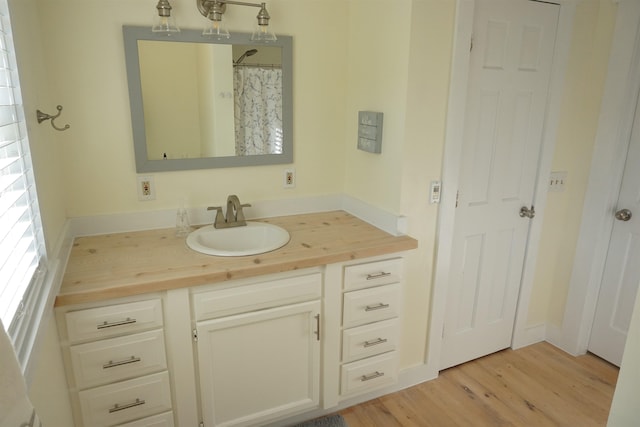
left=122, top=25, right=293, bottom=173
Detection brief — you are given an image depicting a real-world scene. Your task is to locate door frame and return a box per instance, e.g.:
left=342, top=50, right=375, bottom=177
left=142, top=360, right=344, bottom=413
left=554, top=0, right=640, bottom=357
left=426, top=0, right=577, bottom=376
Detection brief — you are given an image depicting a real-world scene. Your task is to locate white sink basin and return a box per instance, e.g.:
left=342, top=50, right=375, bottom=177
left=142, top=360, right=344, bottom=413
left=186, top=222, right=290, bottom=257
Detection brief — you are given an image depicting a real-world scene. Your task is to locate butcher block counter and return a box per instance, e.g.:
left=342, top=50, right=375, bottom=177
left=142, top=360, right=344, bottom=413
left=56, top=210, right=418, bottom=306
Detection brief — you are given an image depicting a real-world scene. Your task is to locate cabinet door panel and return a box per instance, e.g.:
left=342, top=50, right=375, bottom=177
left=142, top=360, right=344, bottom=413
left=343, top=283, right=401, bottom=328
left=66, top=299, right=163, bottom=343
left=343, top=258, right=403, bottom=291
left=196, top=301, right=320, bottom=427
left=118, top=412, right=174, bottom=427
left=340, top=352, right=398, bottom=396
left=70, top=329, right=167, bottom=389
left=342, top=318, right=399, bottom=363
left=194, top=273, right=321, bottom=321
left=78, top=371, right=172, bottom=427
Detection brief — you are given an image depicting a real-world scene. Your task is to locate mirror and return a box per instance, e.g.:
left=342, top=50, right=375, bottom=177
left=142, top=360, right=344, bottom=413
left=123, top=26, right=293, bottom=172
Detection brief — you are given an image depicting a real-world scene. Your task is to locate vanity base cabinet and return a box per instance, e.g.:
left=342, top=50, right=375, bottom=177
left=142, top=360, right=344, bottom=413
left=56, top=296, right=174, bottom=427
left=56, top=254, right=411, bottom=426
left=196, top=300, right=321, bottom=427
left=339, top=258, right=404, bottom=399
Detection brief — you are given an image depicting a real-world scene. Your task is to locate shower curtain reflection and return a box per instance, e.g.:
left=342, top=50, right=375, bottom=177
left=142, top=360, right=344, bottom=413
left=233, top=67, right=283, bottom=156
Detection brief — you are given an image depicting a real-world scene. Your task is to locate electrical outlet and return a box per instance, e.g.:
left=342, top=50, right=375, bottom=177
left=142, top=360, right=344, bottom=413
left=137, top=175, right=156, bottom=201
left=284, top=168, right=295, bottom=188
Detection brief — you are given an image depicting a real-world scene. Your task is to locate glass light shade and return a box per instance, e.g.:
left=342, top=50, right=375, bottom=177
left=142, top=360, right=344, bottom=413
left=203, top=20, right=230, bottom=39
left=250, top=24, right=277, bottom=42
left=152, top=14, right=180, bottom=34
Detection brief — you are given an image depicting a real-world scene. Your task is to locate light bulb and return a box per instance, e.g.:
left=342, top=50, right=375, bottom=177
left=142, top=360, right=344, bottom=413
left=152, top=12, right=179, bottom=33
left=203, top=20, right=230, bottom=39
left=251, top=24, right=277, bottom=42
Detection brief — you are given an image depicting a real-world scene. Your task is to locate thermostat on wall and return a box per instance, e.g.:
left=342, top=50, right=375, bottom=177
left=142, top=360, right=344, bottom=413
left=357, top=111, right=383, bottom=154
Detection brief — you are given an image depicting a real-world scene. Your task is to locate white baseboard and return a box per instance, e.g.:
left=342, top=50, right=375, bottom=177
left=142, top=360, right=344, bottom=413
left=341, top=195, right=408, bottom=236
left=544, top=322, right=576, bottom=354
left=68, top=193, right=408, bottom=237
left=512, top=323, right=547, bottom=350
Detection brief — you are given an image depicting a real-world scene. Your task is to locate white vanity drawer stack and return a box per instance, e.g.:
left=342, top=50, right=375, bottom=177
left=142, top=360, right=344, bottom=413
left=340, top=258, right=403, bottom=397
left=62, top=299, right=174, bottom=427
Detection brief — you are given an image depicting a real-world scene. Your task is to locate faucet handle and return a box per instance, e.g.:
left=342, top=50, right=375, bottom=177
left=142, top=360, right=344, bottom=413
left=207, top=206, right=225, bottom=228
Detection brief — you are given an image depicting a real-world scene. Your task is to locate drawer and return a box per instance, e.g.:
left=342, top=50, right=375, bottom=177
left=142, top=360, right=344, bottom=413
left=340, top=351, right=398, bottom=396
left=70, top=330, right=167, bottom=389
left=342, top=318, right=399, bottom=363
left=66, top=299, right=164, bottom=343
left=194, top=273, right=322, bottom=320
left=344, top=258, right=403, bottom=291
left=79, top=371, right=172, bottom=427
left=118, top=411, right=174, bottom=427
left=343, top=283, right=400, bottom=328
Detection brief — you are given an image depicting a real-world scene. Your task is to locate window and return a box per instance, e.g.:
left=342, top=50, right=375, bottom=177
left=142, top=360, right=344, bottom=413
left=0, top=0, right=47, bottom=351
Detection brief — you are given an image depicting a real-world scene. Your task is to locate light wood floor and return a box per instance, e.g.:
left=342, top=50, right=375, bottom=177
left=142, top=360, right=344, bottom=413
left=340, top=342, right=618, bottom=427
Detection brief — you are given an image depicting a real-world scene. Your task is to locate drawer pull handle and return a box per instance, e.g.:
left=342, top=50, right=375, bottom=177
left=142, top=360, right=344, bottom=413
left=360, top=371, right=385, bottom=382
left=97, top=317, right=137, bottom=330
left=363, top=338, right=388, bottom=348
left=103, top=356, right=141, bottom=369
left=365, top=303, right=390, bottom=312
left=108, top=398, right=146, bottom=413
left=366, top=272, right=391, bottom=280
left=314, top=314, right=321, bottom=341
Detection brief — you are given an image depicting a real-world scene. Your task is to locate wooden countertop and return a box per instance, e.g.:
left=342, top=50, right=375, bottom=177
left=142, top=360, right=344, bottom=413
left=56, top=211, right=418, bottom=306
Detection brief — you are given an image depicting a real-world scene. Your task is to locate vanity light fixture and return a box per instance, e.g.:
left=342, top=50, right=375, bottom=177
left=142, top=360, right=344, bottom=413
left=197, top=0, right=277, bottom=42
left=152, top=0, right=180, bottom=34
left=152, top=0, right=276, bottom=41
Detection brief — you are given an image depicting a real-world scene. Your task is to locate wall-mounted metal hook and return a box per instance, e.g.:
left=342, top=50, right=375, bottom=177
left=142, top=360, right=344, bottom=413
left=36, top=105, right=70, bottom=131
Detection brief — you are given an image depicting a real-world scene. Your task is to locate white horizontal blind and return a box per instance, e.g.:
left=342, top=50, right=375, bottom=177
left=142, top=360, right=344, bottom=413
left=0, top=1, right=46, bottom=331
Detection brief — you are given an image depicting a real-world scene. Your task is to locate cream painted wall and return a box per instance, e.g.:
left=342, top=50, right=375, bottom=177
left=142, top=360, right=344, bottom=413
left=36, top=0, right=347, bottom=216
left=138, top=42, right=202, bottom=159
left=344, top=1, right=411, bottom=215
left=527, top=0, right=616, bottom=327
left=8, top=0, right=67, bottom=254
left=398, top=1, right=455, bottom=368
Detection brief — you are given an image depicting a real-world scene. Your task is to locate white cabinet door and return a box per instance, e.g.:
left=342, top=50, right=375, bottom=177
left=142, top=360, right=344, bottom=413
left=196, top=300, right=321, bottom=427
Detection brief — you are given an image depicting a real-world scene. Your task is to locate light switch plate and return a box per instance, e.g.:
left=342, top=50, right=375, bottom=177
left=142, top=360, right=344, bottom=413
left=430, top=181, right=442, bottom=204
left=549, top=171, right=567, bottom=192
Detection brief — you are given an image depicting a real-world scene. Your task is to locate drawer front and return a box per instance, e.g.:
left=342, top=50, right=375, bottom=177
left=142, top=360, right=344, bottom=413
left=340, top=352, right=398, bottom=396
left=343, top=283, right=400, bottom=328
left=66, top=299, right=164, bottom=343
left=79, top=371, right=172, bottom=427
left=70, top=330, right=167, bottom=389
left=344, top=258, right=403, bottom=291
left=342, top=318, right=399, bottom=363
left=118, top=411, right=174, bottom=427
left=194, top=273, right=322, bottom=320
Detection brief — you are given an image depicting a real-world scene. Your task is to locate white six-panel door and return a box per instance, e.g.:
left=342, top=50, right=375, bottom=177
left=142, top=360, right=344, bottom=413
left=440, top=0, right=559, bottom=370
left=588, top=93, right=640, bottom=367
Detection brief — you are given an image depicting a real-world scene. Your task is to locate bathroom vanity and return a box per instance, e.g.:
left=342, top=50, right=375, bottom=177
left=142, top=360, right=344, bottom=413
left=54, top=211, right=417, bottom=427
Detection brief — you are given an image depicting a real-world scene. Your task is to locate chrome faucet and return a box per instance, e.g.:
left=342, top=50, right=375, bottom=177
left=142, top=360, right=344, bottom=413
left=207, top=195, right=251, bottom=228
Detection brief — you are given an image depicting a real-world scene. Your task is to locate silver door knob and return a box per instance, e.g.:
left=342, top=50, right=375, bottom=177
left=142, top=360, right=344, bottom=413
left=519, top=206, right=535, bottom=219
left=615, top=209, right=632, bottom=221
